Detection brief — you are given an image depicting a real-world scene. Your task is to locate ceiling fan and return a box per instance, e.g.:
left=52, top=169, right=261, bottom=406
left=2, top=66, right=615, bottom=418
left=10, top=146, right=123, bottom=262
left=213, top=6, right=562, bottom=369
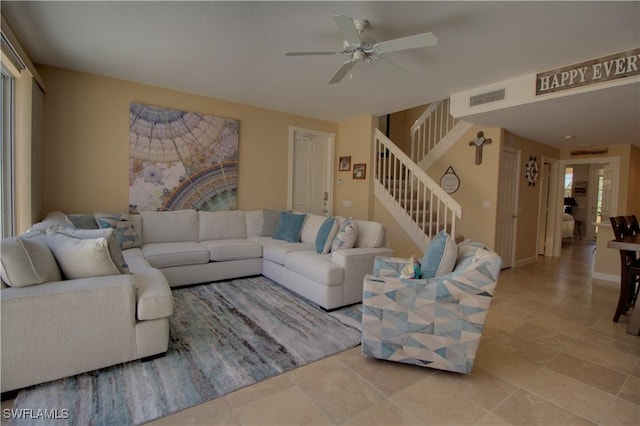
left=284, top=15, right=438, bottom=84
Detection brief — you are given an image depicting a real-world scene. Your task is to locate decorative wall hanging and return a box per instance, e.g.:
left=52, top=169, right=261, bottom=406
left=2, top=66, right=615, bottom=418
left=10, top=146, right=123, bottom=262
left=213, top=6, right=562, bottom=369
left=339, top=156, right=351, bottom=171
left=525, top=156, right=539, bottom=186
left=440, top=166, right=460, bottom=194
left=468, top=131, right=492, bottom=165
left=353, top=163, right=366, bottom=179
left=129, top=102, right=239, bottom=213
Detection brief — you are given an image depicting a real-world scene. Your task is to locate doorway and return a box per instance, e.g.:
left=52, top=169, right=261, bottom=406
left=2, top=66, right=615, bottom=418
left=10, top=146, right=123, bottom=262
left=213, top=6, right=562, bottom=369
left=545, top=156, right=619, bottom=257
left=495, top=146, right=521, bottom=269
left=287, top=127, right=335, bottom=216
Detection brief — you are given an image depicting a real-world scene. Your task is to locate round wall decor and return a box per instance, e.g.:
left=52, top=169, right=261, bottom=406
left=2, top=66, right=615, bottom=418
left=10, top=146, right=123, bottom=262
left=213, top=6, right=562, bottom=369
left=525, top=156, right=539, bottom=186
left=440, top=166, right=460, bottom=194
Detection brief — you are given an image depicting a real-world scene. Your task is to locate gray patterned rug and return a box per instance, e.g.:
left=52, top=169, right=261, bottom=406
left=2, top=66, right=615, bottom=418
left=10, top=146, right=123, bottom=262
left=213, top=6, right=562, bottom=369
left=9, top=276, right=362, bottom=425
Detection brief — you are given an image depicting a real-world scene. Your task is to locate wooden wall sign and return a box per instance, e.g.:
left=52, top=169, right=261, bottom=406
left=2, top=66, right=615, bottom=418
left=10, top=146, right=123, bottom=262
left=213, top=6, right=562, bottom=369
left=536, top=47, right=640, bottom=96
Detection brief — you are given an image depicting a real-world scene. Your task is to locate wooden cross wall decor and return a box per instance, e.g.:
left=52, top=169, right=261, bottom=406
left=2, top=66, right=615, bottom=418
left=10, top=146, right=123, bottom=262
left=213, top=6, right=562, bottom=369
left=468, top=131, right=492, bottom=165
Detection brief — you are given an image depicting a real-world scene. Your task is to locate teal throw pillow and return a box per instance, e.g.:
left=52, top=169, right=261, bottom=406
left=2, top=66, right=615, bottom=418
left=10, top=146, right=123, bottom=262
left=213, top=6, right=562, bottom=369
left=420, top=230, right=457, bottom=278
left=315, top=217, right=339, bottom=254
left=273, top=212, right=307, bottom=243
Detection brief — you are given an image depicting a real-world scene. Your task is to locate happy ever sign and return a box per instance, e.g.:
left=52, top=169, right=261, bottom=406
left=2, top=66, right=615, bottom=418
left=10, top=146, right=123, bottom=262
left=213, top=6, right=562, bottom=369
left=536, top=47, right=640, bottom=95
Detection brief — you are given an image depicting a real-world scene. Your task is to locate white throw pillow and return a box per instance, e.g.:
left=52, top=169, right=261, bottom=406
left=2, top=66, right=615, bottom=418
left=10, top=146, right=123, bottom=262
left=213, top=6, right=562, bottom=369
left=46, top=229, right=121, bottom=280
left=47, top=226, right=129, bottom=274
left=0, top=232, right=62, bottom=287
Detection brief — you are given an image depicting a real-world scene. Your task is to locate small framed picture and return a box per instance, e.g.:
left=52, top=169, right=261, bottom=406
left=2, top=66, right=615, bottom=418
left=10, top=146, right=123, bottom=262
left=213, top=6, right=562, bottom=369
left=353, top=163, right=366, bottom=180
left=339, top=156, right=351, bottom=171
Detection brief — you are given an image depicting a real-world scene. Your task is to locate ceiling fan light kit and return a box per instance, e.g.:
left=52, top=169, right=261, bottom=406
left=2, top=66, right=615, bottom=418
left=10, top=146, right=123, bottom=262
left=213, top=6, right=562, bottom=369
left=284, top=15, right=438, bottom=84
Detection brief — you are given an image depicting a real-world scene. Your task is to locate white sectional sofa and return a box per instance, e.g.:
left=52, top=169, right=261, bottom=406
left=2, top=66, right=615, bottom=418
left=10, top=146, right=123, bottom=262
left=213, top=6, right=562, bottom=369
left=125, top=208, right=393, bottom=309
left=1, top=208, right=392, bottom=394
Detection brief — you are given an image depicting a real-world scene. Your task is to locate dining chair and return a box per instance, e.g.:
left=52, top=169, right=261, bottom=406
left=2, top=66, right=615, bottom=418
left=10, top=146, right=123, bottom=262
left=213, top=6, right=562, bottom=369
left=609, top=216, right=640, bottom=322
left=625, top=215, right=640, bottom=236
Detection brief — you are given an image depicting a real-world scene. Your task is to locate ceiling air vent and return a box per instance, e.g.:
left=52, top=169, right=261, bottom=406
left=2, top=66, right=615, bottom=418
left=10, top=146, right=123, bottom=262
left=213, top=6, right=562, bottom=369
left=469, top=89, right=506, bottom=107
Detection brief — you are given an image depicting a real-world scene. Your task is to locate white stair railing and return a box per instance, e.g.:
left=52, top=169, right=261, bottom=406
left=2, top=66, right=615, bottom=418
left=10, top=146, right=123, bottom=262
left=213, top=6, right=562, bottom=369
left=411, top=98, right=458, bottom=164
left=375, top=129, right=461, bottom=250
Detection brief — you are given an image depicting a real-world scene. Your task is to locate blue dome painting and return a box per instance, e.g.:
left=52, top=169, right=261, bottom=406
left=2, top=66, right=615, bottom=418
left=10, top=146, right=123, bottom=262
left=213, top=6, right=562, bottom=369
left=129, top=102, right=239, bottom=213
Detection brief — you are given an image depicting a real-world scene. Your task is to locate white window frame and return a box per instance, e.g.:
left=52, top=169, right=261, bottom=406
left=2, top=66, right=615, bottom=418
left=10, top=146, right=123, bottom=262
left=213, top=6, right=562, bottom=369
left=1, top=64, right=16, bottom=237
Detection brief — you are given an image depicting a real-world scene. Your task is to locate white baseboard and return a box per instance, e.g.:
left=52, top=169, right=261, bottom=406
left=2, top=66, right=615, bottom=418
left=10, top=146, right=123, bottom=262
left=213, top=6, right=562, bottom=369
left=591, top=272, right=619, bottom=283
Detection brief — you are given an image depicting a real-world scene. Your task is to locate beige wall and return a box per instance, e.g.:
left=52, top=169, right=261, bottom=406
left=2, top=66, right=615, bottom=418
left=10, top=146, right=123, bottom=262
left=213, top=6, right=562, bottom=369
left=428, top=125, right=502, bottom=249
left=388, top=104, right=428, bottom=156
left=504, top=132, right=560, bottom=262
left=37, top=65, right=338, bottom=216
left=334, top=115, right=376, bottom=220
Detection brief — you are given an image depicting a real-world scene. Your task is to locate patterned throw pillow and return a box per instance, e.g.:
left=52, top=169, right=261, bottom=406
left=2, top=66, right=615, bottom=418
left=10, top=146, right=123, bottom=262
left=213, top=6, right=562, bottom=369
left=94, top=213, right=142, bottom=250
left=331, top=218, right=358, bottom=252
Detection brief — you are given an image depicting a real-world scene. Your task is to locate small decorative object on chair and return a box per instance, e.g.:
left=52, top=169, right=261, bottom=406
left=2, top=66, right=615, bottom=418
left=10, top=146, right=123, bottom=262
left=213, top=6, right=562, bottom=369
left=362, top=239, right=502, bottom=374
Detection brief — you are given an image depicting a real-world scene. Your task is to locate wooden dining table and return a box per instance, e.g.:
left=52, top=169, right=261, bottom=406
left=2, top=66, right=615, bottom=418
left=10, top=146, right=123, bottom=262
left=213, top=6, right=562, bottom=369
left=607, top=235, right=640, bottom=335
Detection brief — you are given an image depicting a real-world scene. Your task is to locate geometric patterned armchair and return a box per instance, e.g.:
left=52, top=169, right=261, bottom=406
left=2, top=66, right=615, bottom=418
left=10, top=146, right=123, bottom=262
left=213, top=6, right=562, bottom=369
left=361, top=240, right=502, bottom=374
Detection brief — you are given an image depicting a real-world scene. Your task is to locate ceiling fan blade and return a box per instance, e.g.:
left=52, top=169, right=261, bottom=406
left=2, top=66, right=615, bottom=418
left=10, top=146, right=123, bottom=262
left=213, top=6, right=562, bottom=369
left=332, top=15, right=362, bottom=45
left=374, top=32, right=438, bottom=54
left=375, top=56, right=410, bottom=74
left=284, top=51, right=340, bottom=56
left=328, top=60, right=355, bottom=84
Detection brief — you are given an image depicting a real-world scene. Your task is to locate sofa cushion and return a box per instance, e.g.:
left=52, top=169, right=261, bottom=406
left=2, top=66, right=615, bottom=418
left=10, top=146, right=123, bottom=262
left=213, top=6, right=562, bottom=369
left=245, top=210, right=263, bottom=238
left=67, top=213, right=99, bottom=229
left=0, top=231, right=62, bottom=287
left=140, top=210, right=198, bottom=244
left=261, top=239, right=314, bottom=265
left=199, top=210, right=247, bottom=241
left=46, top=229, right=122, bottom=279
left=331, top=218, right=358, bottom=251
left=421, top=230, right=457, bottom=278
left=353, top=220, right=386, bottom=248
left=94, top=212, right=142, bottom=249
left=261, top=209, right=281, bottom=237
left=200, top=239, right=262, bottom=261
left=142, top=242, right=210, bottom=268
left=273, top=212, right=306, bottom=243
left=285, top=251, right=344, bottom=286
left=300, top=214, right=328, bottom=244
left=133, top=268, right=173, bottom=320
left=48, top=226, right=129, bottom=274
left=29, top=211, right=69, bottom=231
left=315, top=217, right=339, bottom=254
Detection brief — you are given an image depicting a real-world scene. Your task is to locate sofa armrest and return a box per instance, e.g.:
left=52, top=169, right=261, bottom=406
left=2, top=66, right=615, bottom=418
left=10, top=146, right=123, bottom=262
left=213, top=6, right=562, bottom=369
left=331, top=247, right=394, bottom=303
left=0, top=275, right=138, bottom=392
left=372, top=256, right=413, bottom=277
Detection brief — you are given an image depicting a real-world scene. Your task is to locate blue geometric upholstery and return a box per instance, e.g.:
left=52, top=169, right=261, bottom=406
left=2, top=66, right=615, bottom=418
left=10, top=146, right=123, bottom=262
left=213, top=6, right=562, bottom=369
left=362, top=240, right=502, bottom=374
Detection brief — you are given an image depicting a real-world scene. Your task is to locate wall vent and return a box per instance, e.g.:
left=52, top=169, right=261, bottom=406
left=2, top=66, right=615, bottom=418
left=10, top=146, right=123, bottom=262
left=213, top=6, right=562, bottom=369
left=469, top=89, right=506, bottom=107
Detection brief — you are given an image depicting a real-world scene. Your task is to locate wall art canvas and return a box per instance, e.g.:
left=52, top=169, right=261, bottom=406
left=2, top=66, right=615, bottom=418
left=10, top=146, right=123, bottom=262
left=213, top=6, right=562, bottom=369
left=129, top=102, right=239, bottom=213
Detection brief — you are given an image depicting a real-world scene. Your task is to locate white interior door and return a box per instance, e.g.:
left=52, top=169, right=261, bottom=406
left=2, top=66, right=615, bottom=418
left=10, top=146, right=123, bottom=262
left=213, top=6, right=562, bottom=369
left=600, top=162, right=614, bottom=221
left=495, top=146, right=521, bottom=269
left=288, top=127, right=334, bottom=216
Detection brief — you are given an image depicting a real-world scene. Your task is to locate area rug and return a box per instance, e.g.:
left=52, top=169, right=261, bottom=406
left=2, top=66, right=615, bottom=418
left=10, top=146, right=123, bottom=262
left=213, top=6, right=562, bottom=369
left=9, top=276, right=361, bottom=425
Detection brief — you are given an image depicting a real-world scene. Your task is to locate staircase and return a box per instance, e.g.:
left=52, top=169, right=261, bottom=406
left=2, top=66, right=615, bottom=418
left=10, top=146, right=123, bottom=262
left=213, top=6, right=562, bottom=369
left=374, top=99, right=465, bottom=251
left=411, top=98, right=473, bottom=169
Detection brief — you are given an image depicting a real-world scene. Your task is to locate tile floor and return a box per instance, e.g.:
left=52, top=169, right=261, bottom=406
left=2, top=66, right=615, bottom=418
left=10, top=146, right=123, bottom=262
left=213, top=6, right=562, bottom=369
left=149, top=241, right=639, bottom=425
left=3, top=241, right=639, bottom=425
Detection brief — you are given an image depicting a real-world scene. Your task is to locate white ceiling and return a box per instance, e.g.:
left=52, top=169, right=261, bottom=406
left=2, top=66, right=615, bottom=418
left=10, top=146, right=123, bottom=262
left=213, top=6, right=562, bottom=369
left=3, top=1, right=639, bottom=149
